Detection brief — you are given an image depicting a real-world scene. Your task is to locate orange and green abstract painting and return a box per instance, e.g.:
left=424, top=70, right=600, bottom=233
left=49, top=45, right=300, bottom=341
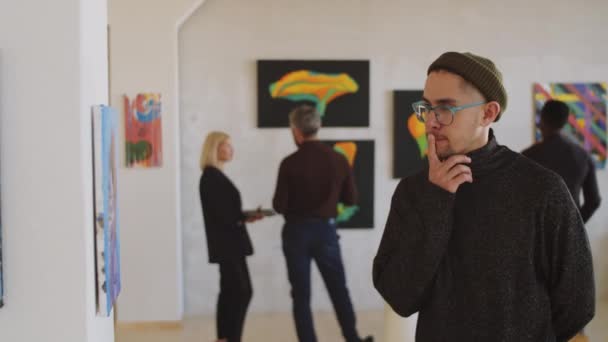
left=269, top=70, right=359, bottom=117
left=533, top=83, right=607, bottom=169
left=322, top=140, right=374, bottom=229
left=258, top=60, right=369, bottom=127
left=333, top=142, right=360, bottom=223
left=124, top=93, right=163, bottom=168
left=393, top=90, right=428, bottom=178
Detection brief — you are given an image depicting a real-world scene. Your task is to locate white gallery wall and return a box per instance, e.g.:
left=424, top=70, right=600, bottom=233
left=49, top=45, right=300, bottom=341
left=0, top=0, right=114, bottom=341
left=179, top=0, right=608, bottom=316
left=109, top=0, right=205, bottom=322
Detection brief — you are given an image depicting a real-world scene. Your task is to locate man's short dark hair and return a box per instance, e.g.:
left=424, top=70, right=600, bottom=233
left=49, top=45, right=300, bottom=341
left=289, top=105, right=321, bottom=137
left=541, top=100, right=570, bottom=130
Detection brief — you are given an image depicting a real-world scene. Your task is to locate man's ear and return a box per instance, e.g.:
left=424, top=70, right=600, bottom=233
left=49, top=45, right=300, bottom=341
left=291, top=126, right=302, bottom=142
left=481, top=101, right=501, bottom=126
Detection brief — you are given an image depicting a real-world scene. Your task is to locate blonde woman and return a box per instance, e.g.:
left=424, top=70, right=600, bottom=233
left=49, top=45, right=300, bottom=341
left=199, top=131, right=261, bottom=342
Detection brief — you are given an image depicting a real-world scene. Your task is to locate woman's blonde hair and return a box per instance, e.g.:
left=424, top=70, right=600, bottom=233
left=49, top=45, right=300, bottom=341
left=200, top=131, right=230, bottom=171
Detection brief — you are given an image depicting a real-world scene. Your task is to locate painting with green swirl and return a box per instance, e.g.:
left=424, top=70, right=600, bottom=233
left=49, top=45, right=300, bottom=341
left=258, top=60, right=369, bottom=127
left=322, top=140, right=374, bottom=229
left=393, top=90, right=428, bottom=178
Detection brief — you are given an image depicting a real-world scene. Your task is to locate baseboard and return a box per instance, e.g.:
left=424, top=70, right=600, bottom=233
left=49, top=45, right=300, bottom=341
left=116, top=321, right=183, bottom=331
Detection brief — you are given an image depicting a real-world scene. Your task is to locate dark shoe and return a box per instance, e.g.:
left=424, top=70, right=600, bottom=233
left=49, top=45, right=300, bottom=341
left=361, top=336, right=374, bottom=342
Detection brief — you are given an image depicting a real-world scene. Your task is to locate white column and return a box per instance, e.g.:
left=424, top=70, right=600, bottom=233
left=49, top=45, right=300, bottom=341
left=0, top=0, right=114, bottom=341
left=108, top=0, right=205, bottom=322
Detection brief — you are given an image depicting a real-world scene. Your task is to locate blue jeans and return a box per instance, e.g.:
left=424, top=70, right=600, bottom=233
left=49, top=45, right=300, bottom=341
left=282, top=219, right=360, bottom=342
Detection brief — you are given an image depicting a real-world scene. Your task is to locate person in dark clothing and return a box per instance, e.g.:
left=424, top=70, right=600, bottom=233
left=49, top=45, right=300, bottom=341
left=523, top=100, right=602, bottom=223
left=199, top=131, right=263, bottom=342
left=273, top=105, right=373, bottom=342
left=373, top=52, right=595, bottom=342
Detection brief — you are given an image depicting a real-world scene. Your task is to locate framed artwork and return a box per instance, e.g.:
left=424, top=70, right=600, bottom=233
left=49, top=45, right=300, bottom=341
left=393, top=90, right=427, bottom=178
left=124, top=93, right=163, bottom=168
left=533, top=83, right=607, bottom=169
left=258, top=60, right=369, bottom=127
left=322, top=140, right=374, bottom=229
left=92, top=105, right=122, bottom=316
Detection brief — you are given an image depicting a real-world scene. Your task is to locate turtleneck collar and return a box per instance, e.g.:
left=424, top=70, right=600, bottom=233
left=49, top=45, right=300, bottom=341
left=465, top=129, right=508, bottom=178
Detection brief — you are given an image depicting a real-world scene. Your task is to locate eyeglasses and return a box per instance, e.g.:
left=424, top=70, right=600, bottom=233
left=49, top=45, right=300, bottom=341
left=411, top=100, right=487, bottom=126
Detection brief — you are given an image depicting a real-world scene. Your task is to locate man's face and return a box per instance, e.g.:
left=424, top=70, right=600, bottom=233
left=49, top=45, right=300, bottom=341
left=423, top=70, right=488, bottom=159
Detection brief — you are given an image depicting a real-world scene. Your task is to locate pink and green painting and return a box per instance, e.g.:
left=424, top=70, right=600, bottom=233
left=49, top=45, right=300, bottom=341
left=124, top=93, right=163, bottom=168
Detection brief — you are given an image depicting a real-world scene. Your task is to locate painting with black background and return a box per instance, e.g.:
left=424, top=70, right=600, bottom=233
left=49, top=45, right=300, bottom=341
left=258, top=60, right=369, bottom=127
left=322, top=140, right=374, bottom=229
left=393, top=90, right=428, bottom=179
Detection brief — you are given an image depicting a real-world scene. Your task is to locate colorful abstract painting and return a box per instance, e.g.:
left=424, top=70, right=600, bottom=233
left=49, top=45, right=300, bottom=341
left=258, top=60, right=369, bottom=127
left=322, top=140, right=374, bottom=229
left=393, top=90, right=428, bottom=178
left=124, top=93, right=163, bottom=168
left=533, top=83, right=607, bottom=169
left=92, top=105, right=122, bottom=317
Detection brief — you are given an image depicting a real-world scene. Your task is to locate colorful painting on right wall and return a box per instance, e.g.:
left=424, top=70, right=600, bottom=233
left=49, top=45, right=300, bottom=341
left=533, top=83, right=607, bottom=169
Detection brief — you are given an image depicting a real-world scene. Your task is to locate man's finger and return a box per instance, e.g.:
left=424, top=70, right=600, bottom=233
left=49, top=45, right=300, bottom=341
left=447, top=164, right=472, bottom=180
left=427, top=134, right=439, bottom=163
left=443, top=154, right=471, bottom=171
left=455, top=173, right=473, bottom=185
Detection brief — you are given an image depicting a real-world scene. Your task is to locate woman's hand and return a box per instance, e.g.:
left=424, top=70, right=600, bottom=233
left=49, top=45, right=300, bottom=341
left=245, top=214, right=263, bottom=223
left=245, top=207, right=264, bottom=223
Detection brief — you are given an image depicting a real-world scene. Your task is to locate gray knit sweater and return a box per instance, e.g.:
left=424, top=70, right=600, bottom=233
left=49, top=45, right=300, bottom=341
left=373, top=131, right=595, bottom=342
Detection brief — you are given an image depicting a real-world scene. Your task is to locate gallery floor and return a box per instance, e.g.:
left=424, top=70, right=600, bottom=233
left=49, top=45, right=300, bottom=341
left=117, top=301, right=607, bottom=342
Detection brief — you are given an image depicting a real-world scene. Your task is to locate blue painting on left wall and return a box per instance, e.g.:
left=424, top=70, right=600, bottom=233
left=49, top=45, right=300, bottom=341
left=92, top=105, right=121, bottom=316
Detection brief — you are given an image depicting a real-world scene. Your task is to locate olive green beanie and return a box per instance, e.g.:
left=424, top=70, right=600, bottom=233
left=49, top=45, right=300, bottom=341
left=428, top=52, right=508, bottom=121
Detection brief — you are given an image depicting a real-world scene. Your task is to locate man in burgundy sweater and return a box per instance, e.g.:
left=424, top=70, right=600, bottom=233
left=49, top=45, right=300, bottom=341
left=273, top=105, right=373, bottom=342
